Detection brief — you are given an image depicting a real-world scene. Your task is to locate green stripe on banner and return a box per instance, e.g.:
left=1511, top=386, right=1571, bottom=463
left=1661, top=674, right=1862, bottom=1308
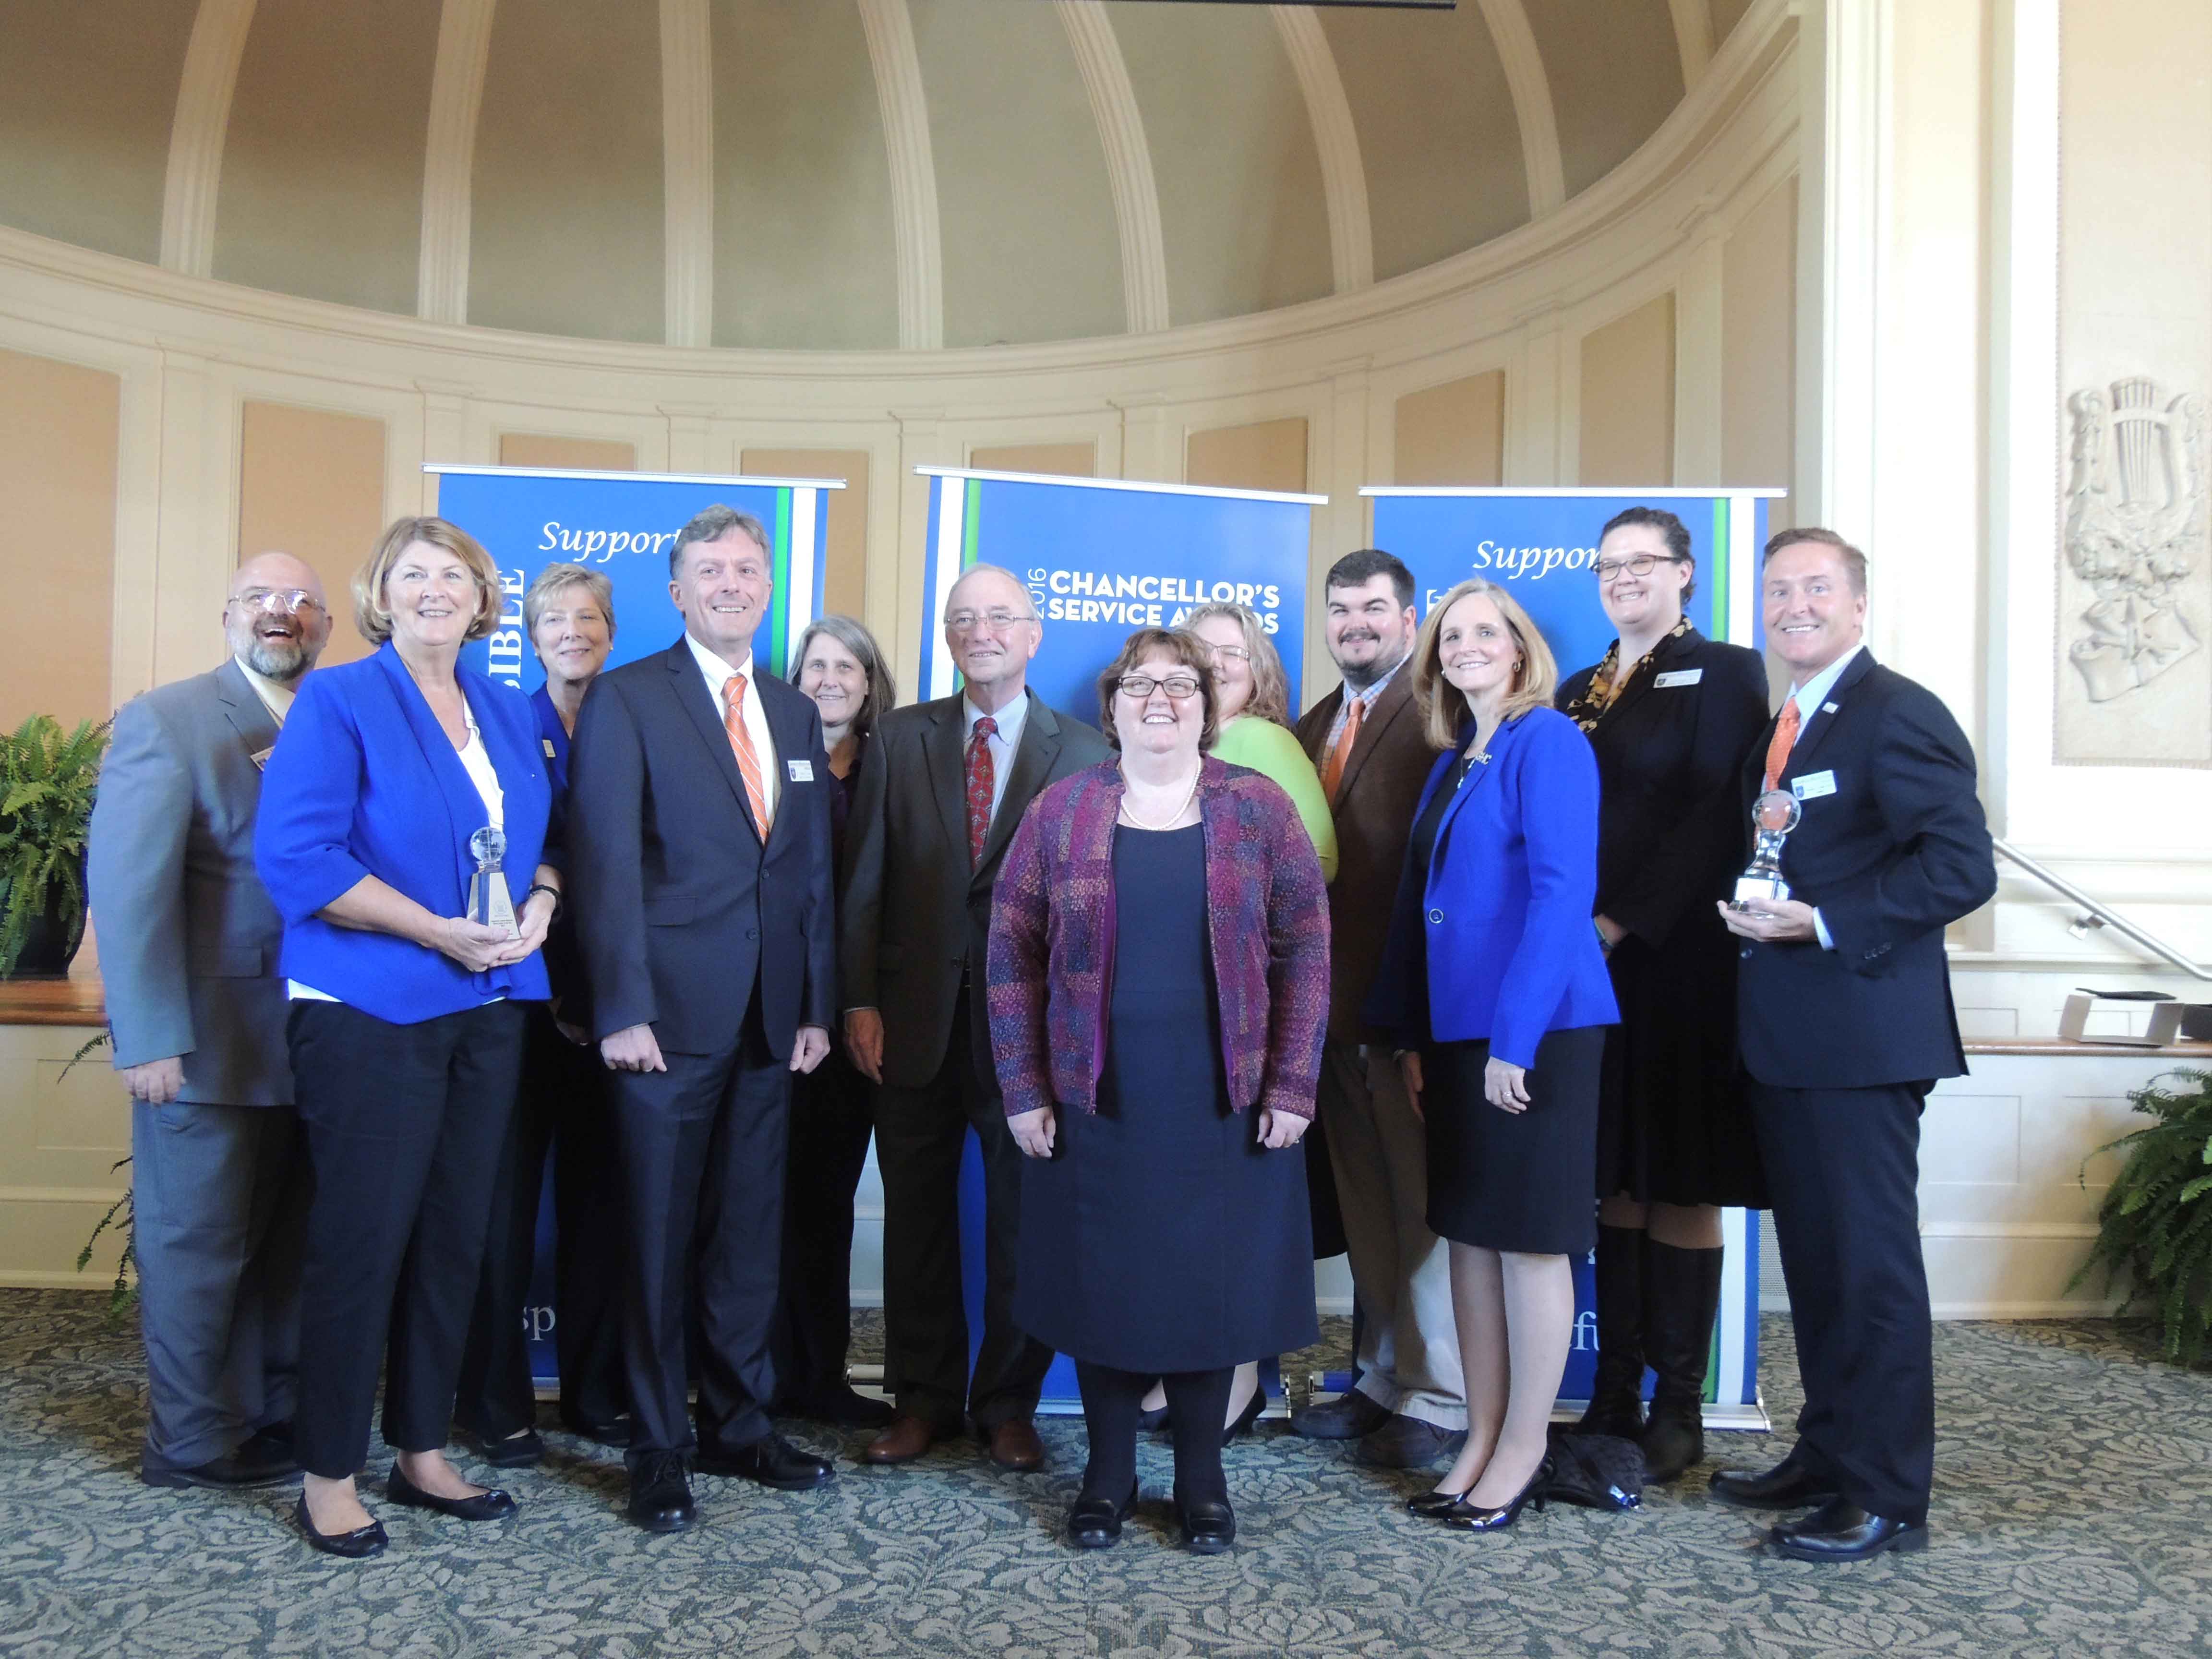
left=963, top=477, right=983, bottom=569
left=768, top=488, right=793, bottom=675
left=1709, top=497, right=1731, bottom=641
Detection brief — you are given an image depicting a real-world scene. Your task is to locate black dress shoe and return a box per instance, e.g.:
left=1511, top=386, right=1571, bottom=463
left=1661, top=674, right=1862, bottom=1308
left=467, top=1426, right=544, bottom=1469
left=1356, top=1415, right=1468, bottom=1470
left=1222, top=1386, right=1266, bottom=1444
left=1405, top=1486, right=1469, bottom=1516
left=1134, top=1404, right=1171, bottom=1434
left=1175, top=1495, right=1237, bottom=1554
left=1772, top=1499, right=1928, bottom=1562
left=627, top=1452, right=696, bottom=1533
left=294, top=1494, right=388, bottom=1559
left=789, top=1385, right=898, bottom=1431
left=698, top=1432, right=835, bottom=1491
left=1709, top=1454, right=1841, bottom=1511
left=385, top=1465, right=517, bottom=1521
left=560, top=1412, right=634, bottom=1449
left=1289, top=1391, right=1391, bottom=1441
left=1067, top=1481, right=1139, bottom=1549
left=142, top=1443, right=300, bottom=1490
left=1443, top=1458, right=1551, bottom=1533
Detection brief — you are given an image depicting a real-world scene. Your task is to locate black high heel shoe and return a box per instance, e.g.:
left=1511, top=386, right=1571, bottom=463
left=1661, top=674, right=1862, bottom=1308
left=1443, top=1458, right=1551, bottom=1533
left=1222, top=1385, right=1266, bottom=1444
left=1406, top=1486, right=1469, bottom=1516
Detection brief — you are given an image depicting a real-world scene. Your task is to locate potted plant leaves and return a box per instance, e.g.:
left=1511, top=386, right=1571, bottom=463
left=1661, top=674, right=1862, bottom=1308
left=2071, top=1067, right=2212, bottom=1366
left=0, top=714, right=110, bottom=979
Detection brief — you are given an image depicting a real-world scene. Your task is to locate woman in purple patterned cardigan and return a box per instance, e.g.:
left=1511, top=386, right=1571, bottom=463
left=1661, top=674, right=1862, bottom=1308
left=987, top=627, right=1330, bottom=1556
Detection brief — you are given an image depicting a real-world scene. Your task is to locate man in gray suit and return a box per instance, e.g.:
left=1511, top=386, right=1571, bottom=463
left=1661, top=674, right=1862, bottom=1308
left=88, top=552, right=332, bottom=1489
left=840, top=563, right=1110, bottom=1471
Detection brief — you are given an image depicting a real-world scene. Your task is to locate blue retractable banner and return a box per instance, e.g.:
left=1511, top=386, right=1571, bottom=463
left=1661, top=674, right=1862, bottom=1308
left=427, top=465, right=840, bottom=1384
left=430, top=465, right=842, bottom=690
left=916, top=468, right=1325, bottom=721
left=1364, top=485, right=1785, bottom=1424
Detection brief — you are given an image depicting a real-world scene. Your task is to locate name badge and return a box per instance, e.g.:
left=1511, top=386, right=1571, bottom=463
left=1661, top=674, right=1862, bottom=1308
left=786, top=759, right=814, bottom=783
left=1792, top=769, right=1838, bottom=801
left=1652, top=669, right=1703, bottom=688
left=1822, top=702, right=1840, bottom=715
left=541, top=738, right=557, bottom=759
left=250, top=745, right=274, bottom=771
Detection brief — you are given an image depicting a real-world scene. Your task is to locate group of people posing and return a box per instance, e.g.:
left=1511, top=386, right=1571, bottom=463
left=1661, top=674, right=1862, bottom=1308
left=89, top=500, right=1995, bottom=1566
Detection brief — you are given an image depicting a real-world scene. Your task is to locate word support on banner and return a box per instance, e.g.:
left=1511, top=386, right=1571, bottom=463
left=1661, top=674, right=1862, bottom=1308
left=918, top=468, right=1324, bottom=723
left=429, top=466, right=841, bottom=687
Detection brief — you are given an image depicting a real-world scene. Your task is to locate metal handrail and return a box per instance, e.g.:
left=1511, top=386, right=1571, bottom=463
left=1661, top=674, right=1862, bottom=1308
left=1993, top=837, right=2212, bottom=983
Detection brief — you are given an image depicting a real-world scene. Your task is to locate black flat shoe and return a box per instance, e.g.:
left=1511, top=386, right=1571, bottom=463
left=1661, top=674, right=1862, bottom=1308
left=468, top=1426, right=544, bottom=1469
left=1134, top=1405, right=1171, bottom=1434
left=697, top=1432, right=835, bottom=1491
left=1771, top=1499, right=1928, bottom=1563
left=627, top=1452, right=696, bottom=1533
left=142, top=1443, right=299, bottom=1490
left=1067, top=1481, right=1139, bottom=1549
left=1405, top=1486, right=1469, bottom=1516
left=1222, top=1386, right=1266, bottom=1444
left=294, top=1494, right=388, bottom=1559
left=1709, top=1454, right=1839, bottom=1511
left=1176, top=1496, right=1237, bottom=1554
left=385, top=1465, right=517, bottom=1521
left=1443, top=1460, right=1550, bottom=1533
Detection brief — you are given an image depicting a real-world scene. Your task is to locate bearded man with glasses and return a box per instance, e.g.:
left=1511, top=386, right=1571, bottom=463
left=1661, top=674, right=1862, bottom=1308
left=840, top=563, right=1110, bottom=1472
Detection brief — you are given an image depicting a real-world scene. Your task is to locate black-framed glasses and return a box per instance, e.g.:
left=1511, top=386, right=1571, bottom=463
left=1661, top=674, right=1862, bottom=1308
left=1118, top=673, right=1202, bottom=700
left=1592, top=553, right=1685, bottom=584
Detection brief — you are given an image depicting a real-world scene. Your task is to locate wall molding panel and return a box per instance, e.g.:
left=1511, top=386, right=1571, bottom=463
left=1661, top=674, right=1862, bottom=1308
left=856, top=0, right=944, bottom=351
left=1271, top=5, right=1374, bottom=295
left=159, top=0, right=259, bottom=277
left=1669, top=0, right=1718, bottom=91
left=1473, top=0, right=1567, bottom=216
left=417, top=0, right=497, bottom=325
left=1055, top=1, right=1171, bottom=335
left=659, top=0, right=715, bottom=348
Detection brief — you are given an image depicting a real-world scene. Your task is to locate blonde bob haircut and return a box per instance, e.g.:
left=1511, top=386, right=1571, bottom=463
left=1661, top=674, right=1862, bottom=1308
left=1410, top=577, right=1561, bottom=750
left=522, top=562, right=617, bottom=642
left=1182, top=601, right=1293, bottom=729
left=353, top=516, right=504, bottom=647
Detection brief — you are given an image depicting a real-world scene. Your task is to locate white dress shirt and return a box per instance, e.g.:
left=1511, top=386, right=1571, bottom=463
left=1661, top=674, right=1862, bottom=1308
left=687, top=633, right=780, bottom=825
left=235, top=656, right=297, bottom=724
left=963, top=689, right=1029, bottom=831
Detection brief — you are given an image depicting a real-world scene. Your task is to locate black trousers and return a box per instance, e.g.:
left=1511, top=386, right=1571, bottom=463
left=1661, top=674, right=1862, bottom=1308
left=611, top=993, right=789, bottom=1465
left=771, top=1046, right=875, bottom=1402
left=289, top=998, right=525, bottom=1480
left=873, top=987, right=1052, bottom=1431
left=1750, top=1079, right=1935, bottom=1523
left=457, top=1004, right=627, bottom=1440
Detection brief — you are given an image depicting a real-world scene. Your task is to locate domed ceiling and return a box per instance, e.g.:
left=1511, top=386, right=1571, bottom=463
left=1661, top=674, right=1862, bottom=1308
left=0, top=0, right=1750, bottom=350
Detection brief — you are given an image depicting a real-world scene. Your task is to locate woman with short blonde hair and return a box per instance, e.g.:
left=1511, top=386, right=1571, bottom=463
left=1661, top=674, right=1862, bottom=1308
left=352, top=516, right=504, bottom=648
left=1409, top=578, right=1559, bottom=749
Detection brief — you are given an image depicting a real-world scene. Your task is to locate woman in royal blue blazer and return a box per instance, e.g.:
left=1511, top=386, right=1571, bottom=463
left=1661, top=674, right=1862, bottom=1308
left=255, top=517, right=558, bottom=1560
left=1367, top=577, right=1617, bottom=1535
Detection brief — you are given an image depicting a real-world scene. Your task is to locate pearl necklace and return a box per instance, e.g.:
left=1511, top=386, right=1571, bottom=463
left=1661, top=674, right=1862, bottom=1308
left=1118, top=762, right=1202, bottom=830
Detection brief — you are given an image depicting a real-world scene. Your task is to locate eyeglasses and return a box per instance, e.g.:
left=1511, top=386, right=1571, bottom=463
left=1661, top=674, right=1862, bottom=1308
left=1592, top=554, right=1684, bottom=584
left=1201, top=642, right=1250, bottom=663
left=232, top=588, right=323, bottom=615
left=1118, top=673, right=1202, bottom=700
left=945, top=608, right=1037, bottom=635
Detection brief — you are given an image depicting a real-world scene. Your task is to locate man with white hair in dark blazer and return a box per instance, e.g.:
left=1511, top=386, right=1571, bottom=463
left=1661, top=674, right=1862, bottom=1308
left=1712, top=526, right=1996, bottom=1562
left=88, top=552, right=332, bottom=1491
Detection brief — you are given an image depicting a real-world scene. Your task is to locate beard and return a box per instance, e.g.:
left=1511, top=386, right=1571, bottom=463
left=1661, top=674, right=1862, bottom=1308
left=239, top=629, right=309, bottom=682
left=1335, top=635, right=1407, bottom=691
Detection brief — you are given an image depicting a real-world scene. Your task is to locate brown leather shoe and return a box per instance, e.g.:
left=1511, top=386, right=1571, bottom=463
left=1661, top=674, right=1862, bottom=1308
left=988, top=1418, right=1046, bottom=1471
left=862, top=1415, right=940, bottom=1466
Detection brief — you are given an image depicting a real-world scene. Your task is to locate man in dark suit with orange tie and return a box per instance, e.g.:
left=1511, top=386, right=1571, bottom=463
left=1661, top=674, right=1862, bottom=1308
left=569, top=505, right=840, bottom=1533
left=1712, top=527, right=1996, bottom=1562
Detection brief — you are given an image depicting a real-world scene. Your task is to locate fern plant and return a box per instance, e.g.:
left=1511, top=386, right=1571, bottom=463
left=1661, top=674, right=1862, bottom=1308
left=76, top=1157, right=136, bottom=1321
left=2071, top=1068, right=2212, bottom=1366
left=0, top=714, right=110, bottom=978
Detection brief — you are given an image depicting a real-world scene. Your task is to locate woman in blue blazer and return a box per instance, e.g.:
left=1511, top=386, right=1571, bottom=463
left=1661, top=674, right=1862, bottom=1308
left=255, top=517, right=558, bottom=1559
left=1367, top=578, right=1617, bottom=1535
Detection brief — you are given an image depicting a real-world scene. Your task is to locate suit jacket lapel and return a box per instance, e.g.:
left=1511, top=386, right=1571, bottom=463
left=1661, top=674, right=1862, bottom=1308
left=1431, top=714, right=1515, bottom=850
left=373, top=647, right=486, bottom=875
left=1298, top=686, right=1345, bottom=768
left=920, top=697, right=969, bottom=858
left=756, top=674, right=814, bottom=850
left=1334, top=670, right=1415, bottom=801
left=974, top=692, right=1058, bottom=887
left=664, top=636, right=759, bottom=834
left=212, top=658, right=279, bottom=757
left=1591, top=627, right=1700, bottom=736
left=1782, top=648, right=1876, bottom=778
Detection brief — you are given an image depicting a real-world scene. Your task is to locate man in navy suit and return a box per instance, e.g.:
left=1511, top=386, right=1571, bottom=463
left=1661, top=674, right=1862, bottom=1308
left=1711, top=527, right=1996, bottom=1562
left=569, top=505, right=840, bottom=1532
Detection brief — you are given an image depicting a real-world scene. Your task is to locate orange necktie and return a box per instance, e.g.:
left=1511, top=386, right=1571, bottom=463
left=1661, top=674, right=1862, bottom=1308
left=1321, top=695, right=1365, bottom=805
left=1762, top=698, right=1802, bottom=793
left=722, top=673, right=771, bottom=838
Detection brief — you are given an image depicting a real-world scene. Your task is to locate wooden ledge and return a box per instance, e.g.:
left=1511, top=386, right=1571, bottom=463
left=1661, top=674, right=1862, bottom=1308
left=1965, top=1037, right=2212, bottom=1059
left=0, top=976, right=107, bottom=1027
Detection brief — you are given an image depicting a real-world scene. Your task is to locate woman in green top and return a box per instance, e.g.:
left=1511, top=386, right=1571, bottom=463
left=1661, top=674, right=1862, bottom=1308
left=1186, top=604, right=1339, bottom=882
left=1125, top=603, right=1339, bottom=1442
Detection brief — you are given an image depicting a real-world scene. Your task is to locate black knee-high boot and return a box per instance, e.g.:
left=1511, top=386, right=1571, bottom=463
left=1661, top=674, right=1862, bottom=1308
left=1640, top=1240, right=1723, bottom=1481
left=1575, top=1224, right=1647, bottom=1438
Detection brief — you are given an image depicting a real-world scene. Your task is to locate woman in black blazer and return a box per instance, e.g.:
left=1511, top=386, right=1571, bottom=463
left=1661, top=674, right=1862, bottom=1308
left=1555, top=506, right=1771, bottom=1482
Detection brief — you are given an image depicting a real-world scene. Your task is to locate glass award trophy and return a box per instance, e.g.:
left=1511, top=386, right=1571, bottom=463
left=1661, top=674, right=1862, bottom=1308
left=468, top=826, right=520, bottom=938
left=1730, top=789, right=1802, bottom=908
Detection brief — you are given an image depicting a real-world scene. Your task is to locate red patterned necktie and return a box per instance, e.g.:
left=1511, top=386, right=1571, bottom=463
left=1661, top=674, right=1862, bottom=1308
left=966, top=716, right=998, bottom=867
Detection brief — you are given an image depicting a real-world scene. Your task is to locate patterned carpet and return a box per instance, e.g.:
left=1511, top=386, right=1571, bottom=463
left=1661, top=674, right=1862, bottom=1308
left=2, top=1290, right=2210, bottom=1658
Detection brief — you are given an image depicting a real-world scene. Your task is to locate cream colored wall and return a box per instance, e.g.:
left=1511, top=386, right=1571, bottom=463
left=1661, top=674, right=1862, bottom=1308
left=968, top=444, right=1097, bottom=479
left=0, top=349, right=118, bottom=732
left=237, top=401, right=389, bottom=668
left=1576, top=293, right=1677, bottom=487
left=1185, top=418, right=1310, bottom=495
left=741, top=449, right=873, bottom=624
left=1393, top=371, right=1507, bottom=487
left=1721, top=174, right=1797, bottom=526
